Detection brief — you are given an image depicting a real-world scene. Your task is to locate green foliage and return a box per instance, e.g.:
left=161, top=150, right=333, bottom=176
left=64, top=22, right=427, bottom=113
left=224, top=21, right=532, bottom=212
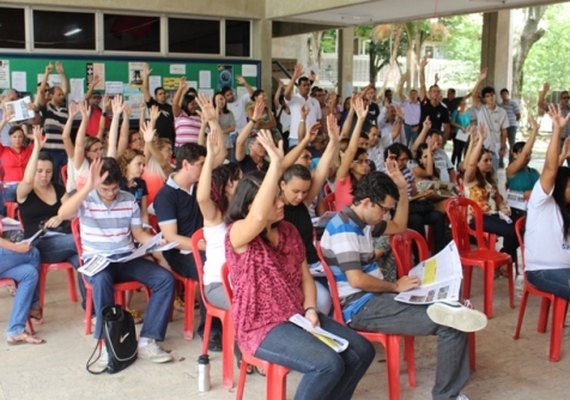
left=523, top=3, right=570, bottom=105
left=321, top=30, right=337, bottom=53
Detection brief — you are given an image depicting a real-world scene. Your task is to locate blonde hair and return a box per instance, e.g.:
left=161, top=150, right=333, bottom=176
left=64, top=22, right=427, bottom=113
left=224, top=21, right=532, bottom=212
left=117, top=149, right=144, bottom=177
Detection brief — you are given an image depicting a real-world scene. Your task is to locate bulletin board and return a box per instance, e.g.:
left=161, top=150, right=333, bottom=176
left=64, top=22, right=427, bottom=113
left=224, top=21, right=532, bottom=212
left=0, top=54, right=260, bottom=118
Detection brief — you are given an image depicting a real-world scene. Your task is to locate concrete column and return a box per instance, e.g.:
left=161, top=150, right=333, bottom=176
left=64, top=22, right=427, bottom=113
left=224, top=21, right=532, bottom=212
left=338, top=27, right=354, bottom=98
left=252, top=18, right=273, bottom=91
left=481, top=10, right=513, bottom=92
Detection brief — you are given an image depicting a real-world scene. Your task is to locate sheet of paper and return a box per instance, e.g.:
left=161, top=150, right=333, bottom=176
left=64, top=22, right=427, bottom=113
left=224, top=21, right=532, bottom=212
left=6, top=96, right=35, bottom=122
left=199, top=70, right=211, bottom=88
left=0, top=60, right=10, bottom=88
left=241, top=64, right=257, bottom=77
left=170, top=64, right=186, bottom=74
left=199, top=88, right=214, bottom=98
left=128, top=62, right=145, bottom=87
left=69, top=78, right=85, bottom=103
left=105, top=81, right=124, bottom=95
left=149, top=76, right=162, bottom=95
left=37, top=73, right=62, bottom=88
left=188, top=81, right=198, bottom=91
left=11, top=71, right=26, bottom=92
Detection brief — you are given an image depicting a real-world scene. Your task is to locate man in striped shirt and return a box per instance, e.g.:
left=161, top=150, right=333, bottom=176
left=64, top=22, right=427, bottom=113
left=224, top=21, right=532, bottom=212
left=58, top=157, right=175, bottom=369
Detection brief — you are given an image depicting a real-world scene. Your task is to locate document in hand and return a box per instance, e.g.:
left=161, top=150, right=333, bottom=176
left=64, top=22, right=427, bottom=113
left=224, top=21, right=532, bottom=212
left=395, top=241, right=463, bottom=305
left=289, top=313, right=349, bottom=353
left=78, top=232, right=178, bottom=277
left=6, top=96, right=35, bottom=122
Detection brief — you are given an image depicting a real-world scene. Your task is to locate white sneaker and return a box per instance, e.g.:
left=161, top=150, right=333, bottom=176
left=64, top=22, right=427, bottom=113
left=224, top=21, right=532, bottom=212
left=138, top=339, right=174, bottom=364
left=427, top=301, right=488, bottom=333
left=92, top=344, right=109, bottom=373
left=456, top=393, right=470, bottom=400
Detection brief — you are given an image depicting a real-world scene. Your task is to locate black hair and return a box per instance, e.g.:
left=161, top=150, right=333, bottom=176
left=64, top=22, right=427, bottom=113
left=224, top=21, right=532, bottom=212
left=426, top=129, right=443, bottom=139
left=475, top=147, right=496, bottom=188
left=384, top=143, right=411, bottom=162
left=154, top=86, right=165, bottom=96
left=8, top=125, right=24, bottom=136
left=181, top=94, right=196, bottom=114
left=221, top=86, right=233, bottom=96
left=211, top=162, right=241, bottom=215
left=353, top=171, right=399, bottom=206
left=281, top=164, right=311, bottom=183
left=511, top=141, right=526, bottom=155
left=38, top=151, right=54, bottom=165
left=250, top=89, right=264, bottom=102
left=297, top=76, right=310, bottom=86
left=553, top=167, right=570, bottom=239
left=214, top=91, right=230, bottom=114
left=416, top=143, right=440, bottom=179
left=481, top=86, right=495, bottom=97
left=101, top=157, right=122, bottom=185
left=360, top=132, right=369, bottom=140
left=226, top=171, right=265, bottom=225
left=175, top=143, right=207, bottom=170
left=500, top=88, right=509, bottom=95
left=448, top=88, right=456, bottom=95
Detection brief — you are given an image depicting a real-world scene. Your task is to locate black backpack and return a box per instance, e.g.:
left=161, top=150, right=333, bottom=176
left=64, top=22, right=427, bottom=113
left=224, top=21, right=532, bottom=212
left=87, top=305, right=138, bottom=374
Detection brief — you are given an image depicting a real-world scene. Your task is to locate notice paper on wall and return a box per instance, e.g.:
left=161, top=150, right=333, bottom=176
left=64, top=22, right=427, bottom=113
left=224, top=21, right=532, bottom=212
left=0, top=60, right=10, bottom=89
left=11, top=71, right=26, bottom=93
left=199, top=70, right=211, bottom=88
left=170, top=64, right=186, bottom=74
left=241, top=64, right=257, bottom=77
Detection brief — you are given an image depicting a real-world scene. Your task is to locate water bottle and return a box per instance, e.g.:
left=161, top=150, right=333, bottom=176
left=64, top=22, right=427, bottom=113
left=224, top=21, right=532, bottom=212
left=197, top=354, right=211, bottom=392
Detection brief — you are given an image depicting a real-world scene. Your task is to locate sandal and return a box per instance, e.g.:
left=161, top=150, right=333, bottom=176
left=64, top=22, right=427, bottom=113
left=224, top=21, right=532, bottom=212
left=254, top=366, right=266, bottom=376
left=7, top=331, right=46, bottom=346
left=236, top=352, right=254, bottom=375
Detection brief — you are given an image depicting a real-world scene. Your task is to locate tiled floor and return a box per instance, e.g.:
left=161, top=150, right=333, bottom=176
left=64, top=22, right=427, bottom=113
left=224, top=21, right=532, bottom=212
left=1, top=269, right=570, bottom=400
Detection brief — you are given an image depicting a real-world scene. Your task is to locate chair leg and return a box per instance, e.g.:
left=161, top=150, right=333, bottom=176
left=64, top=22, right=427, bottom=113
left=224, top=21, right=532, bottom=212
left=236, top=360, right=249, bottom=400
left=513, top=289, right=530, bottom=339
left=183, top=280, right=196, bottom=340
left=38, top=265, right=48, bottom=309
left=222, top=314, right=235, bottom=389
left=463, top=265, right=473, bottom=299
left=201, top=314, right=212, bottom=355
left=385, top=335, right=401, bottom=400
left=538, top=297, right=552, bottom=333
left=483, top=264, right=495, bottom=319
left=85, top=288, right=93, bottom=335
left=549, top=298, right=567, bottom=362
left=66, top=268, right=78, bottom=303
left=507, top=262, right=515, bottom=309
left=266, top=365, right=287, bottom=400
left=403, top=336, right=416, bottom=387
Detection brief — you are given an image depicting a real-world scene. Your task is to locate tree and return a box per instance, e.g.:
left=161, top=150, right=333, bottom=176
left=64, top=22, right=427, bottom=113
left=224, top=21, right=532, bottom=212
left=512, top=6, right=547, bottom=98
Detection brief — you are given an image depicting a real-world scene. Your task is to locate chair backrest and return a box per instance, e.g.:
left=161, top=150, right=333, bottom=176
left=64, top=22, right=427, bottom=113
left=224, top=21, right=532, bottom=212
left=514, top=216, right=526, bottom=268
left=390, top=229, right=431, bottom=278
left=322, top=192, right=336, bottom=212
left=61, top=164, right=68, bottom=187
left=445, top=196, right=488, bottom=253
left=221, top=263, right=233, bottom=303
left=70, top=218, right=84, bottom=263
left=190, top=228, right=209, bottom=303
left=315, top=242, right=346, bottom=325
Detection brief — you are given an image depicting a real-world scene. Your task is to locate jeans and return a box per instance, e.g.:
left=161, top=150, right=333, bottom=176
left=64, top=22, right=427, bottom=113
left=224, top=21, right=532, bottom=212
left=36, top=234, right=85, bottom=309
left=0, top=247, right=40, bottom=337
left=451, top=139, right=467, bottom=167
left=404, top=124, right=419, bottom=148
left=255, top=313, right=375, bottom=400
left=3, top=183, right=17, bottom=202
left=86, top=257, right=175, bottom=340
left=527, top=269, right=570, bottom=300
left=506, top=126, right=517, bottom=163
left=482, top=214, right=519, bottom=262
left=349, top=293, right=470, bottom=400
left=408, top=210, right=449, bottom=253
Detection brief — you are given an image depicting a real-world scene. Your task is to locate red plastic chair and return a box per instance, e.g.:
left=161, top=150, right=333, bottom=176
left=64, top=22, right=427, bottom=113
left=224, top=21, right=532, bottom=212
left=316, top=243, right=415, bottom=400
left=170, top=270, right=197, bottom=340
left=391, top=229, right=477, bottom=372
left=191, top=228, right=234, bottom=389
left=0, top=278, right=35, bottom=334
left=322, top=192, right=336, bottom=212
left=60, top=164, right=68, bottom=187
left=446, top=197, right=514, bottom=319
left=221, top=263, right=290, bottom=400
left=4, top=202, right=18, bottom=219
left=513, top=216, right=569, bottom=361
left=38, top=261, right=78, bottom=309
left=70, top=218, right=150, bottom=335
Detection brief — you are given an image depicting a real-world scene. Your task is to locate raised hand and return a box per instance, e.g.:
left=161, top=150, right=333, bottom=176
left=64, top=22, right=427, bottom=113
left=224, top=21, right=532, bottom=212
left=45, top=63, right=54, bottom=75
left=252, top=96, right=265, bottom=121
left=292, top=64, right=304, bottom=81
left=68, top=102, right=80, bottom=119
left=89, top=74, right=101, bottom=89
left=85, top=157, right=108, bottom=190
left=79, top=100, right=90, bottom=119
left=178, top=76, right=188, bottom=91
left=528, top=115, right=539, bottom=133
left=102, top=94, right=111, bottom=112
left=422, top=116, right=432, bottom=131
left=141, top=120, right=156, bottom=143
left=478, top=68, right=488, bottom=82
left=306, top=122, right=320, bottom=142
left=195, top=93, right=217, bottom=123
left=55, top=61, right=65, bottom=75
left=32, top=125, right=44, bottom=147
left=326, top=113, right=341, bottom=144
left=143, top=63, right=151, bottom=78
left=236, top=75, right=246, bottom=85
left=111, top=95, right=124, bottom=116
left=353, top=97, right=369, bottom=120
left=123, top=103, right=132, bottom=119
left=384, top=158, right=407, bottom=190
left=206, top=124, right=224, bottom=160
left=542, top=82, right=550, bottom=94
left=419, top=56, right=428, bottom=69
left=257, top=129, right=283, bottom=163
left=548, top=104, right=570, bottom=130
left=149, top=105, right=160, bottom=122
left=2, top=106, right=14, bottom=123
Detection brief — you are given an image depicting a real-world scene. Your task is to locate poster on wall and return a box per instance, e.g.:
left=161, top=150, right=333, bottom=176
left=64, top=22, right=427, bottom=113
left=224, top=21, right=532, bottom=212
left=86, top=63, right=105, bottom=90
left=128, top=62, right=145, bottom=88
left=0, top=60, right=10, bottom=89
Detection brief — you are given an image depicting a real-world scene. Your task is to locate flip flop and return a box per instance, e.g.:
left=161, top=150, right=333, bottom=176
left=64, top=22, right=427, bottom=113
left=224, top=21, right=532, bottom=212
left=7, top=332, right=46, bottom=346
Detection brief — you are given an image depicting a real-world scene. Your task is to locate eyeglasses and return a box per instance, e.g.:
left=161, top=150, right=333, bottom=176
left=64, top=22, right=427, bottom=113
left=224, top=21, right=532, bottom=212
left=562, top=96, right=570, bottom=100
left=375, top=202, right=395, bottom=213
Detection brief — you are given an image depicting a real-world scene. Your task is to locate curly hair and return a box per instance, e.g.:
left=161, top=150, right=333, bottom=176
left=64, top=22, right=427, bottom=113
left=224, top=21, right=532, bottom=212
left=210, top=162, right=241, bottom=214
left=117, top=149, right=144, bottom=177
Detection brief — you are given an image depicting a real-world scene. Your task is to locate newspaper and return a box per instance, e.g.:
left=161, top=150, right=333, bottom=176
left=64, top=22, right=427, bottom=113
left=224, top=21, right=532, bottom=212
left=289, top=313, right=349, bottom=353
left=311, top=211, right=337, bottom=228
left=78, top=233, right=178, bottom=277
left=6, top=96, right=35, bottom=122
left=395, top=241, right=463, bottom=305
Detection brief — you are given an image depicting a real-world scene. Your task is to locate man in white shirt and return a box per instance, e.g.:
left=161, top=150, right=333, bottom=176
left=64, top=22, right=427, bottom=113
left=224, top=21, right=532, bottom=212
left=284, top=64, right=321, bottom=147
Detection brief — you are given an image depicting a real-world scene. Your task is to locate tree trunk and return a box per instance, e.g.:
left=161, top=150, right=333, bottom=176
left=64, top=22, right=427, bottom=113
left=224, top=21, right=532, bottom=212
left=512, top=6, right=546, bottom=98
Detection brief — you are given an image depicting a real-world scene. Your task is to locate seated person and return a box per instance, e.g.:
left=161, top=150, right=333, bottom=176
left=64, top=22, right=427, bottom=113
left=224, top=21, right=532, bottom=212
left=57, top=157, right=175, bottom=371
left=225, top=129, right=374, bottom=399
left=17, top=126, right=82, bottom=313
left=320, top=167, right=487, bottom=400
left=235, top=97, right=269, bottom=174
left=0, top=240, right=44, bottom=345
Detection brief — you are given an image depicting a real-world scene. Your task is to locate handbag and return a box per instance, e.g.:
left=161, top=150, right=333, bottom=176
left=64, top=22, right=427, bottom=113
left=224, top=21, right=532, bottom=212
left=86, top=305, right=138, bottom=374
